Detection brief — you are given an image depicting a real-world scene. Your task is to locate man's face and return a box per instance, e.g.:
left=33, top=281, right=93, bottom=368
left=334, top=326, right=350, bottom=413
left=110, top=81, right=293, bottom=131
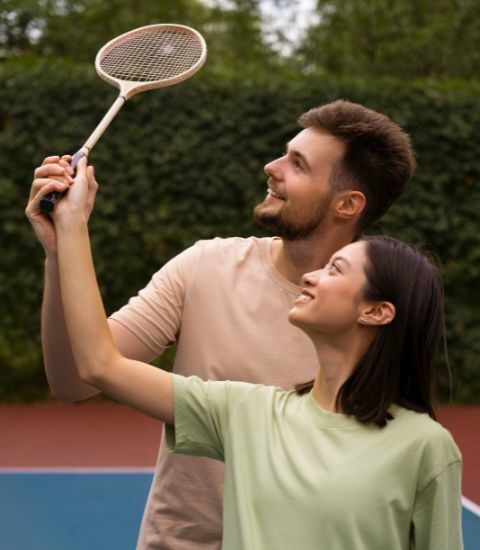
left=253, top=128, right=345, bottom=240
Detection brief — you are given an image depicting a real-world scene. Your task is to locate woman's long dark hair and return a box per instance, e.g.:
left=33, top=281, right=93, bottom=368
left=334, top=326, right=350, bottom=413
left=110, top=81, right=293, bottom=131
left=297, top=235, right=447, bottom=427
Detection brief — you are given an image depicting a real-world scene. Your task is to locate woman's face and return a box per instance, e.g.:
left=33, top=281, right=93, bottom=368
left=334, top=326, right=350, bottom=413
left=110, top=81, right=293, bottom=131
left=288, top=241, right=370, bottom=335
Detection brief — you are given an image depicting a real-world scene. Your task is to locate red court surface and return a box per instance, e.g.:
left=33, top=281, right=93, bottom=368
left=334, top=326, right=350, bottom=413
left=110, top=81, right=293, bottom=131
left=0, top=401, right=160, bottom=468
left=1, top=402, right=479, bottom=504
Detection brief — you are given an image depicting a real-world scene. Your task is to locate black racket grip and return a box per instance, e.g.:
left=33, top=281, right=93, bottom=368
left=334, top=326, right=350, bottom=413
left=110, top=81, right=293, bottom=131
left=39, top=151, right=87, bottom=214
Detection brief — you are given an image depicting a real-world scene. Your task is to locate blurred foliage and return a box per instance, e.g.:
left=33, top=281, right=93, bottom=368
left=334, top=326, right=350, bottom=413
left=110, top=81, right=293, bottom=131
left=0, top=0, right=283, bottom=78
left=298, top=0, right=480, bottom=79
left=0, top=60, right=479, bottom=403
left=4, top=0, right=480, bottom=81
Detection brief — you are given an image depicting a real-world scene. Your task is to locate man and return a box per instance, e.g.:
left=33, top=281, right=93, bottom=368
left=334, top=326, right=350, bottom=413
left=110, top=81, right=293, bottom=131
left=26, top=100, right=415, bottom=549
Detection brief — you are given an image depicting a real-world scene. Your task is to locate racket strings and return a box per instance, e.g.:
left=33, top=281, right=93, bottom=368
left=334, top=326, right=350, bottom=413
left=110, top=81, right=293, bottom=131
left=100, top=29, right=204, bottom=82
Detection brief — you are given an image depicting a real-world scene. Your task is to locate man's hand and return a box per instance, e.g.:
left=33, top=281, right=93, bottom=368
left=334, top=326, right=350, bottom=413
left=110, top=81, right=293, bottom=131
left=26, top=155, right=98, bottom=255
left=52, top=157, right=96, bottom=228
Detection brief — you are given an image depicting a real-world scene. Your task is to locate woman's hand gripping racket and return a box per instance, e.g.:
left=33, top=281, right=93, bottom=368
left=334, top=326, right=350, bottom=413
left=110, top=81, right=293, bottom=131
left=40, top=23, right=207, bottom=213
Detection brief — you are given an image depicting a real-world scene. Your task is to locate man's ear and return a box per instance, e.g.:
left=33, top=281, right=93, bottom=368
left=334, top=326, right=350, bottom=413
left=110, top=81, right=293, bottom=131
left=358, top=301, right=396, bottom=326
left=334, top=191, right=366, bottom=221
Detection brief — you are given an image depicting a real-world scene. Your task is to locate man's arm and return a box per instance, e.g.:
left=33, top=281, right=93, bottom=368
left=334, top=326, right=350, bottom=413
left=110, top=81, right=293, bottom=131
left=42, top=256, right=158, bottom=402
left=28, top=156, right=157, bottom=403
left=42, top=255, right=99, bottom=401
left=36, top=158, right=175, bottom=423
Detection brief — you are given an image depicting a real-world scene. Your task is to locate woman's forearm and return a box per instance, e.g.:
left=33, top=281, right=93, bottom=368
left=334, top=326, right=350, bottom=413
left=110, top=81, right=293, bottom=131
left=55, top=214, right=174, bottom=423
left=56, top=217, right=120, bottom=384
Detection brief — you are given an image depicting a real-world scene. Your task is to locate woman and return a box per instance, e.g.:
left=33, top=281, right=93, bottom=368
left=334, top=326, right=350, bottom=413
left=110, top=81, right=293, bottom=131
left=32, top=159, right=462, bottom=549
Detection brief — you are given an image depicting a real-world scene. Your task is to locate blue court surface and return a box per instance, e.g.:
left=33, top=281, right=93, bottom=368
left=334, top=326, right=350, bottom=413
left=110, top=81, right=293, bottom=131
left=0, top=472, right=478, bottom=549
left=0, top=472, right=151, bottom=550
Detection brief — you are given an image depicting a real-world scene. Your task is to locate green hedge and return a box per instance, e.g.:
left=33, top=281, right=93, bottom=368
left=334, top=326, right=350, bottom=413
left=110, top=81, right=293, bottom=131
left=1, top=60, right=479, bottom=402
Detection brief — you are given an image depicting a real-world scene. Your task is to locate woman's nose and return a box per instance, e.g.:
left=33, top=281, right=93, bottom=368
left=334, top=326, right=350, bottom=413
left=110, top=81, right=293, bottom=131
left=301, top=271, right=318, bottom=287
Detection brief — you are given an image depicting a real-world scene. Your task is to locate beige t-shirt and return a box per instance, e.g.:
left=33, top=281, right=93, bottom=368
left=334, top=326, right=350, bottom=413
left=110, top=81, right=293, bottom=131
left=109, top=236, right=318, bottom=550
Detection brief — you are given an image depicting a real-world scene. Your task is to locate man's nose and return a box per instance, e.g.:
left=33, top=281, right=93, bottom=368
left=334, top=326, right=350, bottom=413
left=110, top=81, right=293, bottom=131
left=264, top=155, right=283, bottom=179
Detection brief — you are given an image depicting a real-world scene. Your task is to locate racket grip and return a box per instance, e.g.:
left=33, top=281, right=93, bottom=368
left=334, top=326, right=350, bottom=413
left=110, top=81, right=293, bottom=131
left=39, top=151, right=87, bottom=214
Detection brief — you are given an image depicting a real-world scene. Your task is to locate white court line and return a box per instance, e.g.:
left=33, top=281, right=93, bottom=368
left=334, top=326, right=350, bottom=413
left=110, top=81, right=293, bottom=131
left=462, top=496, right=480, bottom=517
left=0, top=467, right=155, bottom=474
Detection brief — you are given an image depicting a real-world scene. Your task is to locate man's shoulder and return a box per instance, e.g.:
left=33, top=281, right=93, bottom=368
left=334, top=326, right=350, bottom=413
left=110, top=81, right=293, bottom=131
left=164, top=236, right=270, bottom=268
left=192, top=236, right=272, bottom=260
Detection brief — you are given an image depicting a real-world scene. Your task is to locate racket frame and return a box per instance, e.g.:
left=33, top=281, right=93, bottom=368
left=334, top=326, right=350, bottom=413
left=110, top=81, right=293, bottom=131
left=40, top=23, right=207, bottom=213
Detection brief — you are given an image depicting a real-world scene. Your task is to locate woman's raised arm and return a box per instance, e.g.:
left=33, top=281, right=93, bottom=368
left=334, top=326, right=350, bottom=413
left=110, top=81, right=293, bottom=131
left=39, top=158, right=174, bottom=424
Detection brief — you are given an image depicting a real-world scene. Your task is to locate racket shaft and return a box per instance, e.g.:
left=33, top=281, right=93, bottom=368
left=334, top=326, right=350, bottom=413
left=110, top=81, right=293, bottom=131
left=82, top=95, right=125, bottom=151
left=39, top=95, right=126, bottom=214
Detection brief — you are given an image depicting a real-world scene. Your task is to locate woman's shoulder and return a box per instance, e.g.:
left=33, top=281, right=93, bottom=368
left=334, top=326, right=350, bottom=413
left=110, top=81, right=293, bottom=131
left=390, top=405, right=461, bottom=462
left=175, top=375, right=291, bottom=408
left=222, top=380, right=294, bottom=405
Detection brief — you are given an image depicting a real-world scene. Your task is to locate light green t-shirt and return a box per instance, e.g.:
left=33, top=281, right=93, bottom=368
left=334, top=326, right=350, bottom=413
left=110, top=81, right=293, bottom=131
left=166, top=374, right=463, bottom=550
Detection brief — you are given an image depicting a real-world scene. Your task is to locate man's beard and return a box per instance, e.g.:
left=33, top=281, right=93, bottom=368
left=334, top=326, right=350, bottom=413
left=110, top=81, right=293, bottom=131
left=253, top=193, right=333, bottom=241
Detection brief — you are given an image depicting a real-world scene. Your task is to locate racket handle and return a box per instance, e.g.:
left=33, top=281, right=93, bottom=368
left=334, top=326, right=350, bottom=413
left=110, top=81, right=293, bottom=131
left=39, top=150, right=87, bottom=214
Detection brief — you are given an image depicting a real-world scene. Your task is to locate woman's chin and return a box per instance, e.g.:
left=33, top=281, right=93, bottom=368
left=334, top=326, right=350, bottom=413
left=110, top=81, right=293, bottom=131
left=288, top=309, right=308, bottom=331
left=287, top=308, right=298, bottom=325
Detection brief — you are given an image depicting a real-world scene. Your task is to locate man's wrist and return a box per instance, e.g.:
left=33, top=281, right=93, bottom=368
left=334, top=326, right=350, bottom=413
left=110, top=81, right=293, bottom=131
left=44, top=254, right=59, bottom=273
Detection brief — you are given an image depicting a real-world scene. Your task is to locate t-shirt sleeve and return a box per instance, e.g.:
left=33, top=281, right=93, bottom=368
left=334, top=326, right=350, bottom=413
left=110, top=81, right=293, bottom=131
left=411, top=430, right=463, bottom=549
left=165, top=374, right=255, bottom=462
left=108, top=241, right=205, bottom=356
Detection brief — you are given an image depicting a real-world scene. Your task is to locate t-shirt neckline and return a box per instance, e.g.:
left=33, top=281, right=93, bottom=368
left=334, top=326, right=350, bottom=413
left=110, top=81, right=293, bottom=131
left=304, top=391, right=361, bottom=428
left=259, top=237, right=303, bottom=294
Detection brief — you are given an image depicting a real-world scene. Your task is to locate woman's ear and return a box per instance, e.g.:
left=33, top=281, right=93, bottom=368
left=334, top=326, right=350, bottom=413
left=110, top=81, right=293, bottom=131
left=358, top=301, right=396, bottom=326
left=334, top=191, right=366, bottom=221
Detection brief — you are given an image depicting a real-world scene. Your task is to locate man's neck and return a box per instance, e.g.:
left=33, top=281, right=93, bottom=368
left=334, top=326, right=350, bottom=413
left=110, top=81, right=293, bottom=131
left=271, top=232, right=355, bottom=285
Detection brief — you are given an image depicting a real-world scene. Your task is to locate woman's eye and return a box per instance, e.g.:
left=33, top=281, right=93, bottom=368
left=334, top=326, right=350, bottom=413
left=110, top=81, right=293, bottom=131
left=330, top=263, right=341, bottom=273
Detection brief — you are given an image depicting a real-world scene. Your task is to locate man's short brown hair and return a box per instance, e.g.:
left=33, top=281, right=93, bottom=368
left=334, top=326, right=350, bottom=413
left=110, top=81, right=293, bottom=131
left=298, top=100, right=415, bottom=233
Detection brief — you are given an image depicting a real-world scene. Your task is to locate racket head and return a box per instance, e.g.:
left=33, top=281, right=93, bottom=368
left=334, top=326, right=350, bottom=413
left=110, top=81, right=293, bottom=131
left=95, top=24, right=207, bottom=99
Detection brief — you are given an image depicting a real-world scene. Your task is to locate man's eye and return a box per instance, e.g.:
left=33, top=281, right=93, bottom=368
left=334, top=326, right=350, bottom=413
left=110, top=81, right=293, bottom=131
left=292, top=158, right=303, bottom=170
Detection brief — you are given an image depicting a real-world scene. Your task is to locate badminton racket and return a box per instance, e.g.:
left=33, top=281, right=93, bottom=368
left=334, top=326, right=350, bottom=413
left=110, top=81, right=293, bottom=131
left=40, top=23, right=207, bottom=213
